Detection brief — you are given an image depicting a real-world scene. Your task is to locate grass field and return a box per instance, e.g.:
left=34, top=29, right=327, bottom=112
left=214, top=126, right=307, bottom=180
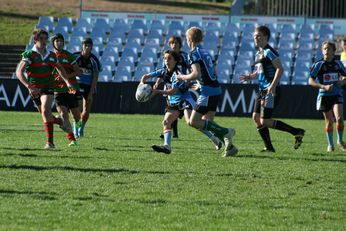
left=0, top=111, right=345, bottom=230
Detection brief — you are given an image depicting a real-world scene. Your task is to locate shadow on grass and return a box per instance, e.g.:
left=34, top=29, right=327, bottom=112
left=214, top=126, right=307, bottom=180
left=0, top=164, right=171, bottom=175
left=237, top=154, right=346, bottom=163
left=0, top=189, right=56, bottom=200
left=1, top=147, right=60, bottom=152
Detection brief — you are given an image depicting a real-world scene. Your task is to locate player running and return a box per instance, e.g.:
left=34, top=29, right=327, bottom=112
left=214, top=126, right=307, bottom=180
left=176, top=27, right=237, bottom=157
left=156, top=36, right=190, bottom=139
left=309, top=41, right=346, bottom=152
left=141, top=50, right=222, bottom=154
left=51, top=33, right=81, bottom=146
left=239, top=25, right=305, bottom=152
left=73, top=38, right=101, bottom=138
left=16, top=28, right=76, bottom=149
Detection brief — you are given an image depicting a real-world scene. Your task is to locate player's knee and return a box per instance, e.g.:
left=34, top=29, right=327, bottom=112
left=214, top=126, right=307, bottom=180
left=162, top=119, right=170, bottom=127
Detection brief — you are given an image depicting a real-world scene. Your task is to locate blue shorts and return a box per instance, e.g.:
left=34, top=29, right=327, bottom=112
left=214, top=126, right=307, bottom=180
left=194, top=94, right=220, bottom=115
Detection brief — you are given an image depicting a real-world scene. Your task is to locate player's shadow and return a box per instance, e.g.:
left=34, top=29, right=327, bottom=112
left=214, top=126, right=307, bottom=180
left=237, top=154, right=346, bottom=163
left=0, top=189, right=57, bottom=200
left=1, top=147, right=61, bottom=152
left=0, top=164, right=171, bottom=175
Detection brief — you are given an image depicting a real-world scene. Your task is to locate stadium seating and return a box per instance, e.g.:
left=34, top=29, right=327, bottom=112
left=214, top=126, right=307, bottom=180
left=29, top=16, right=338, bottom=85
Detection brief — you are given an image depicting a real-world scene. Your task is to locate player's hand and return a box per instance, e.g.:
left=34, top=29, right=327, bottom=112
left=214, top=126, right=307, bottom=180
left=267, top=85, right=276, bottom=96
left=176, top=71, right=184, bottom=81
left=66, top=82, right=76, bottom=94
left=28, top=86, right=40, bottom=98
left=239, top=74, right=250, bottom=82
left=323, top=84, right=333, bottom=92
left=336, top=79, right=346, bottom=88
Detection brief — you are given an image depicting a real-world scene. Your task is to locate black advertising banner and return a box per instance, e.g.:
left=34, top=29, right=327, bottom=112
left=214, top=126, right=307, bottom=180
left=0, top=79, right=326, bottom=119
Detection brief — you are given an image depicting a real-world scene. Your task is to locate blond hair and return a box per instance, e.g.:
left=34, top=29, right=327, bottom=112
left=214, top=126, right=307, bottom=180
left=186, top=27, right=203, bottom=44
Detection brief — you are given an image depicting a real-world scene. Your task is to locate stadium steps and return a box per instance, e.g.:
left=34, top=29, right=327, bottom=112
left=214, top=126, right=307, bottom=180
left=0, top=45, right=25, bottom=78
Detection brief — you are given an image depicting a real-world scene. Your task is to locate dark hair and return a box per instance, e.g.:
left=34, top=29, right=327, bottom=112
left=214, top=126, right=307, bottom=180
left=168, top=36, right=182, bottom=49
left=163, top=50, right=180, bottom=63
left=32, top=28, right=49, bottom=42
left=322, top=41, right=336, bottom=51
left=255, top=25, right=271, bottom=41
left=82, top=37, right=93, bottom=46
left=51, top=33, right=65, bottom=45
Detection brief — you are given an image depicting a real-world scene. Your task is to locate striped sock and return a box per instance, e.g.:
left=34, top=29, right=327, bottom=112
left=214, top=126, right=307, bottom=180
left=43, top=122, right=54, bottom=144
left=336, top=124, right=344, bottom=143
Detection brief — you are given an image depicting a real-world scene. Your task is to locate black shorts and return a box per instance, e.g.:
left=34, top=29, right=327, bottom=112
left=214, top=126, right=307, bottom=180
left=253, top=87, right=281, bottom=119
left=77, top=83, right=92, bottom=100
left=54, top=92, right=79, bottom=109
left=31, top=88, right=54, bottom=107
left=316, top=95, right=343, bottom=112
left=165, top=100, right=194, bottom=119
left=194, top=94, right=220, bottom=115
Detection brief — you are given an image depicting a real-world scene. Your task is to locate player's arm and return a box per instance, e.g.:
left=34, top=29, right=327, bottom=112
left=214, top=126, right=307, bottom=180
left=267, top=58, right=283, bottom=94
left=16, top=60, right=39, bottom=97
left=176, top=63, right=200, bottom=81
left=89, top=71, right=98, bottom=98
left=55, top=63, right=76, bottom=93
left=153, top=87, right=178, bottom=96
left=239, top=68, right=258, bottom=82
left=140, top=73, right=152, bottom=84
left=308, top=77, right=333, bottom=91
left=66, top=63, right=81, bottom=79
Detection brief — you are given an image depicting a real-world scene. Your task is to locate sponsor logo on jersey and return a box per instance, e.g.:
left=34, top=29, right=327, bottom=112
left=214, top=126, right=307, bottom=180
left=323, top=73, right=338, bottom=83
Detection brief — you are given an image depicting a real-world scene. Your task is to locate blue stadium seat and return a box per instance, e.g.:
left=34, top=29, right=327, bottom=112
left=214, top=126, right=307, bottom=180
left=127, top=29, right=145, bottom=44
left=133, top=65, right=152, bottom=81
left=291, top=70, right=309, bottom=85
left=94, top=18, right=111, bottom=33
left=141, top=47, right=158, bottom=59
left=92, top=45, right=103, bottom=57
left=37, top=16, right=54, bottom=32
left=90, top=27, right=108, bottom=40
left=218, top=49, right=236, bottom=63
left=107, top=37, right=124, bottom=47
left=204, top=31, right=220, bottom=44
left=98, top=69, right=113, bottom=82
left=296, top=50, right=313, bottom=63
left=145, top=38, right=161, bottom=50
left=166, top=29, right=182, bottom=40
left=242, top=23, right=257, bottom=34
left=150, top=19, right=167, bottom=33
left=115, top=66, right=132, bottom=82
left=71, top=27, right=87, bottom=38
left=238, top=42, right=255, bottom=52
left=217, top=69, right=231, bottom=84
left=147, top=29, right=163, bottom=40
left=297, top=41, right=314, bottom=51
left=299, top=32, right=315, bottom=43
left=280, top=24, right=297, bottom=34
left=278, top=42, right=295, bottom=52
left=92, top=36, right=104, bottom=46
left=187, top=21, right=201, bottom=29
left=118, top=56, right=136, bottom=71
left=300, top=24, right=316, bottom=35
left=67, top=44, right=81, bottom=53
left=293, top=61, right=311, bottom=74
left=75, top=17, right=92, bottom=33
left=125, top=38, right=142, bottom=51
left=57, top=17, right=73, bottom=32
left=121, top=47, right=139, bottom=60
left=111, top=24, right=130, bottom=38
left=224, top=22, right=241, bottom=34
left=217, top=59, right=233, bottom=72
left=280, top=50, right=294, bottom=63
left=168, top=21, right=185, bottom=32
left=279, top=32, right=296, bottom=43
left=131, top=19, right=148, bottom=33
left=241, top=31, right=254, bottom=43
left=205, top=22, right=222, bottom=33
left=69, top=36, right=84, bottom=45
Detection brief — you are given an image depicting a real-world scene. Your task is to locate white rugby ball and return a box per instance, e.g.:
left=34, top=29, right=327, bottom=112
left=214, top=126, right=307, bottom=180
left=135, top=83, right=152, bottom=102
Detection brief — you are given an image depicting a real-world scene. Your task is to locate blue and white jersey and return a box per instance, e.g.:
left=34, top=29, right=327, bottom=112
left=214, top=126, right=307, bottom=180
left=74, top=52, right=101, bottom=85
left=310, top=59, right=346, bottom=96
left=254, top=44, right=279, bottom=90
left=188, top=45, right=221, bottom=96
left=149, top=67, right=193, bottom=106
left=161, top=51, right=190, bottom=75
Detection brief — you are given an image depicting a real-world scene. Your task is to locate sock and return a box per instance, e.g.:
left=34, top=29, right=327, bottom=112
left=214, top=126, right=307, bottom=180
left=204, top=120, right=228, bottom=140
left=258, top=126, right=274, bottom=149
left=336, top=123, right=344, bottom=144
left=44, top=122, right=54, bottom=144
left=272, top=120, right=299, bottom=135
left=325, top=127, right=334, bottom=147
left=80, top=114, right=89, bottom=131
left=200, top=129, right=213, bottom=139
left=52, top=116, right=62, bottom=125
left=67, top=132, right=76, bottom=141
left=172, top=119, right=178, bottom=137
left=163, top=129, right=172, bottom=148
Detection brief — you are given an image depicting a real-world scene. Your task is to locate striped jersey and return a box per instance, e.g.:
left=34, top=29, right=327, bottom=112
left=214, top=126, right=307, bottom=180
left=74, top=52, right=101, bottom=85
left=150, top=67, right=192, bottom=106
left=310, top=59, right=346, bottom=96
left=188, top=45, right=221, bottom=96
left=161, top=51, right=190, bottom=74
left=254, top=44, right=279, bottom=90
left=21, top=45, right=57, bottom=89
left=53, top=50, right=79, bottom=93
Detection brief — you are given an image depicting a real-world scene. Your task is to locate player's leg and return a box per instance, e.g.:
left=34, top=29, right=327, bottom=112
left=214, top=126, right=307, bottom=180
left=74, top=93, right=83, bottom=138
left=333, top=103, right=346, bottom=151
left=152, top=109, right=179, bottom=154
left=172, top=119, right=178, bottom=138
left=79, top=93, right=92, bottom=137
left=195, top=111, right=222, bottom=150
left=40, top=94, right=55, bottom=149
left=323, top=110, right=335, bottom=152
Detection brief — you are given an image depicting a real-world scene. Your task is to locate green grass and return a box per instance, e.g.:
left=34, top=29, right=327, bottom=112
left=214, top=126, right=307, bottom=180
left=0, top=112, right=345, bottom=230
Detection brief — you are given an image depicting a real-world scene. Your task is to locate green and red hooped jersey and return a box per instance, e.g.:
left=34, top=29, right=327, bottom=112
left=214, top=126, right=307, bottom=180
left=21, top=47, right=57, bottom=89
left=53, top=50, right=80, bottom=93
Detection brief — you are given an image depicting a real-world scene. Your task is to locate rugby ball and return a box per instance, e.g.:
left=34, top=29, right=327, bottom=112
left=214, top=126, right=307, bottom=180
left=135, top=83, right=152, bottom=102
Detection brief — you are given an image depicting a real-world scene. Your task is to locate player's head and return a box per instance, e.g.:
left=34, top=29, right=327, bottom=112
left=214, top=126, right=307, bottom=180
left=51, top=33, right=65, bottom=51
left=163, top=50, right=180, bottom=71
left=186, top=27, right=203, bottom=49
left=168, top=36, right=182, bottom=52
left=321, top=41, right=336, bottom=61
left=342, top=38, right=346, bottom=51
left=82, top=37, right=93, bottom=56
left=254, top=25, right=270, bottom=48
left=32, top=28, right=49, bottom=47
